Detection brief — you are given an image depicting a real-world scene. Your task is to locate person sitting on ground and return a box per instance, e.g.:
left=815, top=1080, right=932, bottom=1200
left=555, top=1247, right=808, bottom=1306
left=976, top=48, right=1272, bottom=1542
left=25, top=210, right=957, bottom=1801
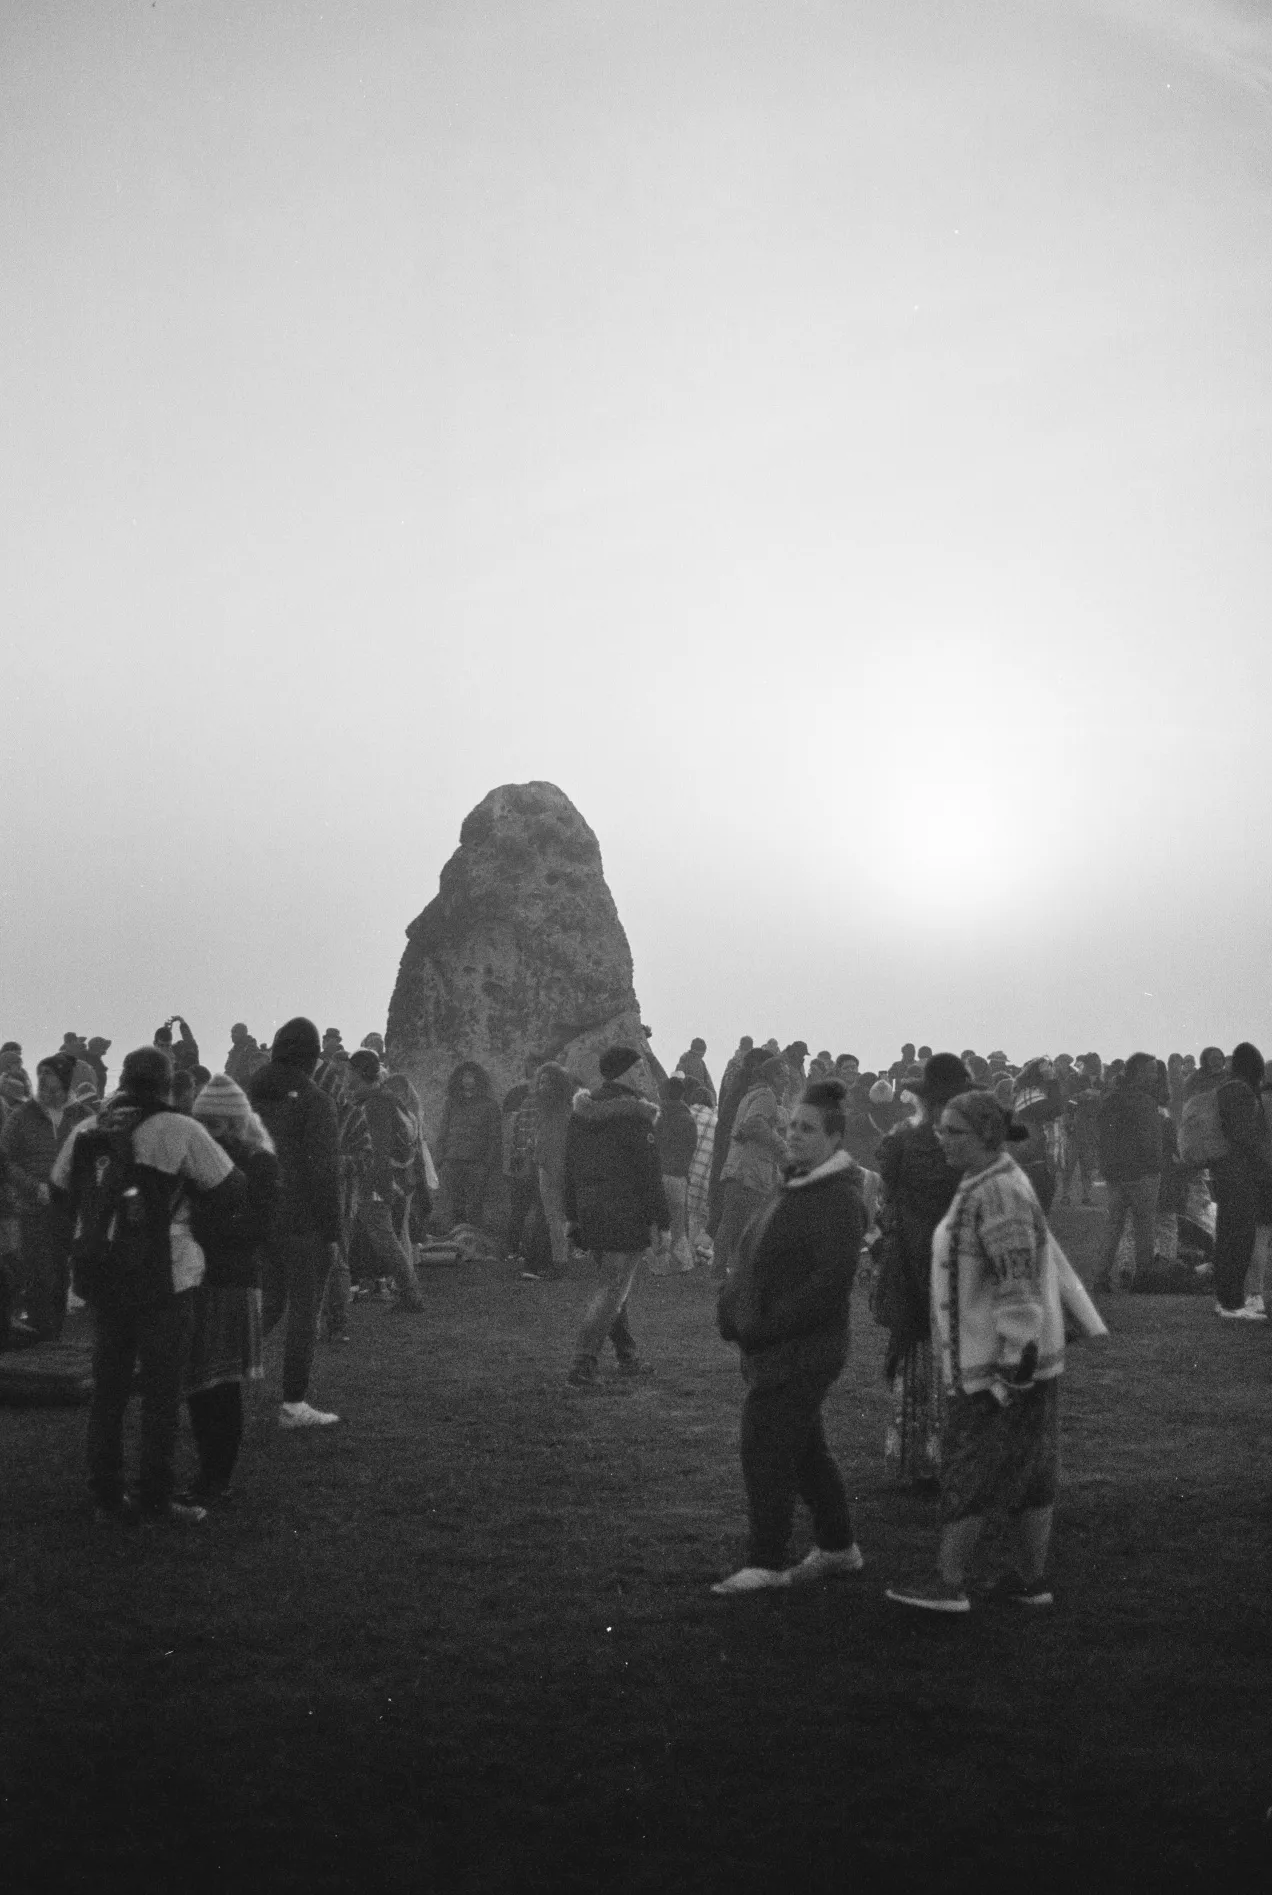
left=713, top=1078, right=866, bottom=1595
left=53, top=1045, right=246, bottom=1525
left=886, top=1090, right=1067, bottom=1614
left=184, top=1075, right=280, bottom=1502
left=652, top=1075, right=698, bottom=1274
left=562, top=1045, right=670, bottom=1387
left=249, top=1017, right=344, bottom=1427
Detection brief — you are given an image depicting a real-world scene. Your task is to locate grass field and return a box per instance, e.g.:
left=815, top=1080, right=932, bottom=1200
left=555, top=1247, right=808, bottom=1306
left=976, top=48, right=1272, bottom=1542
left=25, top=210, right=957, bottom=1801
left=3, top=1206, right=1271, bottom=1894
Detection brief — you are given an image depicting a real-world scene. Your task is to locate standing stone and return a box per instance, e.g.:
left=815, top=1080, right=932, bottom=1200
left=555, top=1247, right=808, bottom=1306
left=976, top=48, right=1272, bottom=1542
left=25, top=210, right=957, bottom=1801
left=386, top=782, right=656, bottom=1140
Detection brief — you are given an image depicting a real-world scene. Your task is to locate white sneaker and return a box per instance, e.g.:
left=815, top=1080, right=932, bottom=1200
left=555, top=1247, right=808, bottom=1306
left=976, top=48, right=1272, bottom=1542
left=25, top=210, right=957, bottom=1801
left=1215, top=1303, right=1264, bottom=1321
left=279, top=1400, right=341, bottom=1428
left=791, top=1543, right=865, bottom=1581
left=710, top=1565, right=791, bottom=1596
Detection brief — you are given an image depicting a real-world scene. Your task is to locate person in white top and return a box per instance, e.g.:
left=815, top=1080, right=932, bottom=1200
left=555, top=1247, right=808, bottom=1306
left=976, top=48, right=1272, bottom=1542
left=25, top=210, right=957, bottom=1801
left=54, top=1045, right=244, bottom=1526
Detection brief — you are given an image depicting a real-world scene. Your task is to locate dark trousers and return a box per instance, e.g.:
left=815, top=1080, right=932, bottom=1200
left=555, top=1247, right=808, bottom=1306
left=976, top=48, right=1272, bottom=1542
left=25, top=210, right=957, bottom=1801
left=1213, top=1186, right=1258, bottom=1311
left=507, top=1173, right=539, bottom=1254
left=87, top=1294, right=196, bottom=1511
left=740, top=1373, right=852, bottom=1571
left=355, top=1196, right=423, bottom=1307
left=261, top=1234, right=332, bottom=1404
left=439, top=1161, right=488, bottom=1228
left=18, top=1207, right=70, bottom=1341
left=186, top=1381, right=243, bottom=1490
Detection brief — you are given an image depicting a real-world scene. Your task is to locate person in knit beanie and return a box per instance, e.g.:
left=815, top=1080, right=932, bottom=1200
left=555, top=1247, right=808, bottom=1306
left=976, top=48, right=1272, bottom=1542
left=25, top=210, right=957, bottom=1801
left=185, top=1073, right=279, bottom=1499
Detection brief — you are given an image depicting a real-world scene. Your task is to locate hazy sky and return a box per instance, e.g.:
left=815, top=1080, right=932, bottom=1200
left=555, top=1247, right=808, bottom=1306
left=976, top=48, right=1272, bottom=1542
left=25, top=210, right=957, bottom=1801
left=4, top=0, right=1270, bottom=1083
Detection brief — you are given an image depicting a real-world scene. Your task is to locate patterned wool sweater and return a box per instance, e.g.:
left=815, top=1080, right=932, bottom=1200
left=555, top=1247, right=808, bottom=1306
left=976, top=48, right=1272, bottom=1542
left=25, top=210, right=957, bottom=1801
left=931, top=1153, right=1065, bottom=1399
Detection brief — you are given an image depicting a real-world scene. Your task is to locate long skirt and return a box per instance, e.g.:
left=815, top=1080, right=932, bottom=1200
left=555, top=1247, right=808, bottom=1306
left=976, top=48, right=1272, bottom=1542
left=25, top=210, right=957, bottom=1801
left=183, top=1286, right=264, bottom=1396
left=885, top=1338, right=944, bottom=1484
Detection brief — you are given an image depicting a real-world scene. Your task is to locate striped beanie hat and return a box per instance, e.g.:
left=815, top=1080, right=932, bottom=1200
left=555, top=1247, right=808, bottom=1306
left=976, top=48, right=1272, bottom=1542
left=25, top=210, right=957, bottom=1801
left=193, top=1072, right=254, bottom=1128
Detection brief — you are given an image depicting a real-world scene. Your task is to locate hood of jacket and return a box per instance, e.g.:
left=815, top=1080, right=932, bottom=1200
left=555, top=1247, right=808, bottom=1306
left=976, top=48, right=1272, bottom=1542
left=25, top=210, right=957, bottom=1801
left=783, top=1149, right=858, bottom=1192
left=249, top=1060, right=312, bottom=1105
left=571, top=1083, right=658, bottom=1126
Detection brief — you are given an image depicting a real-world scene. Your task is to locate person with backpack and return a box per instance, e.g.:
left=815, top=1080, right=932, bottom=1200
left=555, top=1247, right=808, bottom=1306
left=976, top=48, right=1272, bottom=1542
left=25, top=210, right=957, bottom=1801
left=52, top=1045, right=246, bottom=1524
left=183, top=1075, right=280, bottom=1500
left=1211, top=1043, right=1272, bottom=1320
left=1094, top=1054, right=1163, bottom=1293
left=248, top=1017, right=344, bottom=1426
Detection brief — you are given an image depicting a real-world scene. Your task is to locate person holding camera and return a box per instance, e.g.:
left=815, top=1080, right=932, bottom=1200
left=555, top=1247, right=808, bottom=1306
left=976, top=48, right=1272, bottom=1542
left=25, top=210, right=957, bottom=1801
left=886, top=1090, right=1067, bottom=1615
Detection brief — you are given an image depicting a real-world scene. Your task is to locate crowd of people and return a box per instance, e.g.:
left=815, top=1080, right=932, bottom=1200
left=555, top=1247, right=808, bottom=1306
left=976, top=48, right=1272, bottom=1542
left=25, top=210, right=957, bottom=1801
left=1, top=1017, right=1268, bottom=1609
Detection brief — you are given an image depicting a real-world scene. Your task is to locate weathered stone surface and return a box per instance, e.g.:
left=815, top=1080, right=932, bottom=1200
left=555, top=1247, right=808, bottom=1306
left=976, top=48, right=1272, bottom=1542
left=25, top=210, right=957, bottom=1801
left=386, top=782, right=656, bottom=1137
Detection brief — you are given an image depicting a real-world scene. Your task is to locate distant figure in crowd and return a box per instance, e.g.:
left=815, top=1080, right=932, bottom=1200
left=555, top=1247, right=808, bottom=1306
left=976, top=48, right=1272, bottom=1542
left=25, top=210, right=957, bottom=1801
left=1011, top=1057, right=1063, bottom=1212
left=1184, top=1046, right=1227, bottom=1099
left=225, top=1023, right=266, bottom=1087
left=185, top=1075, right=280, bottom=1501
left=1061, top=1054, right=1103, bottom=1207
left=54, top=1045, right=246, bottom=1524
left=676, top=1038, right=716, bottom=1107
left=714, top=1054, right=789, bottom=1279
left=157, top=1016, right=199, bottom=1074
left=382, top=1070, right=434, bottom=1253
left=249, top=1017, right=343, bottom=1427
left=502, top=1055, right=542, bottom=1262
left=1211, top=1043, right=1272, bottom=1320
left=719, top=1037, right=753, bottom=1102
left=887, top=1091, right=1065, bottom=1613
left=322, top=1027, right=347, bottom=1065
left=360, top=1032, right=385, bottom=1063
left=706, top=1046, right=766, bottom=1238
left=888, top=1043, right=918, bottom=1082
left=435, top=1062, right=501, bottom=1229
left=875, top=1055, right=970, bottom=1487
left=0, top=1053, right=94, bottom=1341
left=85, top=1036, right=111, bottom=1096
left=1095, top=1053, right=1162, bottom=1292
left=684, top=1082, right=718, bottom=1258
left=533, top=1062, right=576, bottom=1279
left=783, top=1042, right=809, bottom=1108
left=714, top=1079, right=865, bottom=1594
left=652, top=1075, right=698, bottom=1274
left=58, top=1034, right=98, bottom=1099
left=562, top=1045, right=669, bottom=1387
left=343, top=1051, right=425, bottom=1313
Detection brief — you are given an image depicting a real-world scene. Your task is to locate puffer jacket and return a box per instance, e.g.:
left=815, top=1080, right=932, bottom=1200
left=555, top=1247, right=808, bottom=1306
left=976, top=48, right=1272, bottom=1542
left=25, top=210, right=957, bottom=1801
left=716, top=1151, right=865, bottom=1388
left=562, top=1084, right=671, bottom=1252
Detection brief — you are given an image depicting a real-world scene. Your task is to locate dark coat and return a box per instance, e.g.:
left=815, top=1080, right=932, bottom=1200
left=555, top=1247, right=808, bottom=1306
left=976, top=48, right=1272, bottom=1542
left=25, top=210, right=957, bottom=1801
left=875, top=1120, right=960, bottom=1373
left=1212, top=1079, right=1272, bottom=1215
left=717, top=1158, right=864, bottom=1388
left=191, top=1142, right=280, bottom=1288
left=248, top=1061, right=341, bottom=1244
left=1097, top=1083, right=1163, bottom=1184
left=435, top=1094, right=502, bottom=1171
left=655, top=1100, right=699, bottom=1179
left=562, top=1084, right=671, bottom=1252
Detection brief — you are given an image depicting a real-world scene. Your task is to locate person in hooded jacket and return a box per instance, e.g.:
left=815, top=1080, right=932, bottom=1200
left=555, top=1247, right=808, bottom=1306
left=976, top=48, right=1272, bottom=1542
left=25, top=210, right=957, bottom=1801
left=562, top=1045, right=670, bottom=1386
left=1, top=1052, right=95, bottom=1340
left=434, top=1062, right=502, bottom=1229
left=713, top=1079, right=866, bottom=1594
left=248, top=1017, right=343, bottom=1427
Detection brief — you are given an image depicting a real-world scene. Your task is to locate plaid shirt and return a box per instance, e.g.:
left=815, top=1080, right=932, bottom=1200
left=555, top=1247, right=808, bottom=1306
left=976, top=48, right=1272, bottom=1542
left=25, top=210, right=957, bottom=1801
left=686, top=1104, right=717, bottom=1228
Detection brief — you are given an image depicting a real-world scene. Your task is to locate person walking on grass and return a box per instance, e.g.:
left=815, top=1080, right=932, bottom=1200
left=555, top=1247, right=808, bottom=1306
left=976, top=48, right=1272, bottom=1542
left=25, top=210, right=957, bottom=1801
left=886, top=1091, right=1069, bottom=1615
left=342, top=1051, right=426, bottom=1314
left=249, top=1017, right=344, bottom=1428
left=562, top=1045, right=670, bottom=1388
left=713, top=1053, right=789, bottom=1279
left=1211, top=1042, right=1272, bottom=1320
left=1094, top=1053, right=1162, bottom=1293
left=712, top=1079, right=866, bottom=1595
left=651, top=1074, right=697, bottom=1274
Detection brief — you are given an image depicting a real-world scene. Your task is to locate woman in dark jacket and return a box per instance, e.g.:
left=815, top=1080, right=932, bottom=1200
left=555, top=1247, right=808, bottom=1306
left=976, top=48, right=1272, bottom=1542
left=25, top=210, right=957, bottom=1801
left=0, top=1054, right=94, bottom=1341
left=875, top=1054, right=970, bottom=1487
left=186, top=1076, right=280, bottom=1499
left=713, top=1079, right=866, bottom=1595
